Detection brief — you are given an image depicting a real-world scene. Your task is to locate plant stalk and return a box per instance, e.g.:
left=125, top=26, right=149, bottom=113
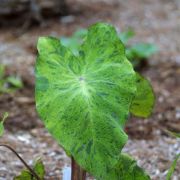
left=0, top=144, right=40, bottom=180
left=71, top=157, right=86, bottom=180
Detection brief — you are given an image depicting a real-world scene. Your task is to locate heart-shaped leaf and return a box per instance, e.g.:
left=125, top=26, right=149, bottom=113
left=35, top=23, right=136, bottom=178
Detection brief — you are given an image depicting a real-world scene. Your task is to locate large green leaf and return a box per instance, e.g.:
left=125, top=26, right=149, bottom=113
left=103, top=153, right=150, bottom=180
left=35, top=23, right=136, bottom=178
left=130, top=73, right=155, bottom=118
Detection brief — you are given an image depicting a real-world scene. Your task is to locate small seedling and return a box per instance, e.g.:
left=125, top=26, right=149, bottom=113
left=60, top=29, right=87, bottom=56
left=0, top=112, right=8, bottom=136
left=0, top=64, right=23, bottom=94
left=0, top=113, right=43, bottom=180
left=166, top=130, right=180, bottom=138
left=36, top=23, right=155, bottom=179
left=14, top=158, right=45, bottom=180
left=126, top=42, right=158, bottom=68
left=166, top=154, right=180, bottom=180
left=166, top=131, right=180, bottom=180
left=118, top=28, right=135, bottom=44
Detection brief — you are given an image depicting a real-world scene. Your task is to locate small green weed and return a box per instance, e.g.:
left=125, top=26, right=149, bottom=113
left=166, top=131, right=180, bottom=180
left=0, top=112, right=8, bottom=136
left=14, top=158, right=45, bottom=180
left=0, top=64, right=23, bottom=94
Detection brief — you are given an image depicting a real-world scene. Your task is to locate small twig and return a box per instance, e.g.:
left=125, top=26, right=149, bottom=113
left=0, top=144, right=40, bottom=180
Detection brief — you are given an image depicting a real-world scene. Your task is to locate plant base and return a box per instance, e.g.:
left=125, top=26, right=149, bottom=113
left=71, top=157, right=86, bottom=180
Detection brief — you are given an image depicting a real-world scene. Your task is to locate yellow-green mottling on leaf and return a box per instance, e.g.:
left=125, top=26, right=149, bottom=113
left=104, top=153, right=150, bottom=180
left=35, top=23, right=151, bottom=179
left=130, top=73, right=155, bottom=118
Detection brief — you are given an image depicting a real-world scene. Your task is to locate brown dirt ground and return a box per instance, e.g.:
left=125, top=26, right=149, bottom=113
left=0, top=0, right=179, bottom=179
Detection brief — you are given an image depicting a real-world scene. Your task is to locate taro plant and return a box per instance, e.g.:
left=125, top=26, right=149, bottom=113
left=60, top=28, right=158, bottom=69
left=0, top=64, right=23, bottom=94
left=0, top=113, right=44, bottom=180
left=35, top=23, right=155, bottom=179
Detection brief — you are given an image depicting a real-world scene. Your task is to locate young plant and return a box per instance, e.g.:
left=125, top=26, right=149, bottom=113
left=0, top=112, right=8, bottom=137
left=166, top=131, right=180, bottom=180
left=60, top=28, right=158, bottom=69
left=0, top=64, right=23, bottom=94
left=35, top=23, right=155, bottom=179
left=166, top=154, right=180, bottom=180
left=0, top=113, right=44, bottom=180
left=60, top=29, right=88, bottom=56
left=14, top=158, right=45, bottom=180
